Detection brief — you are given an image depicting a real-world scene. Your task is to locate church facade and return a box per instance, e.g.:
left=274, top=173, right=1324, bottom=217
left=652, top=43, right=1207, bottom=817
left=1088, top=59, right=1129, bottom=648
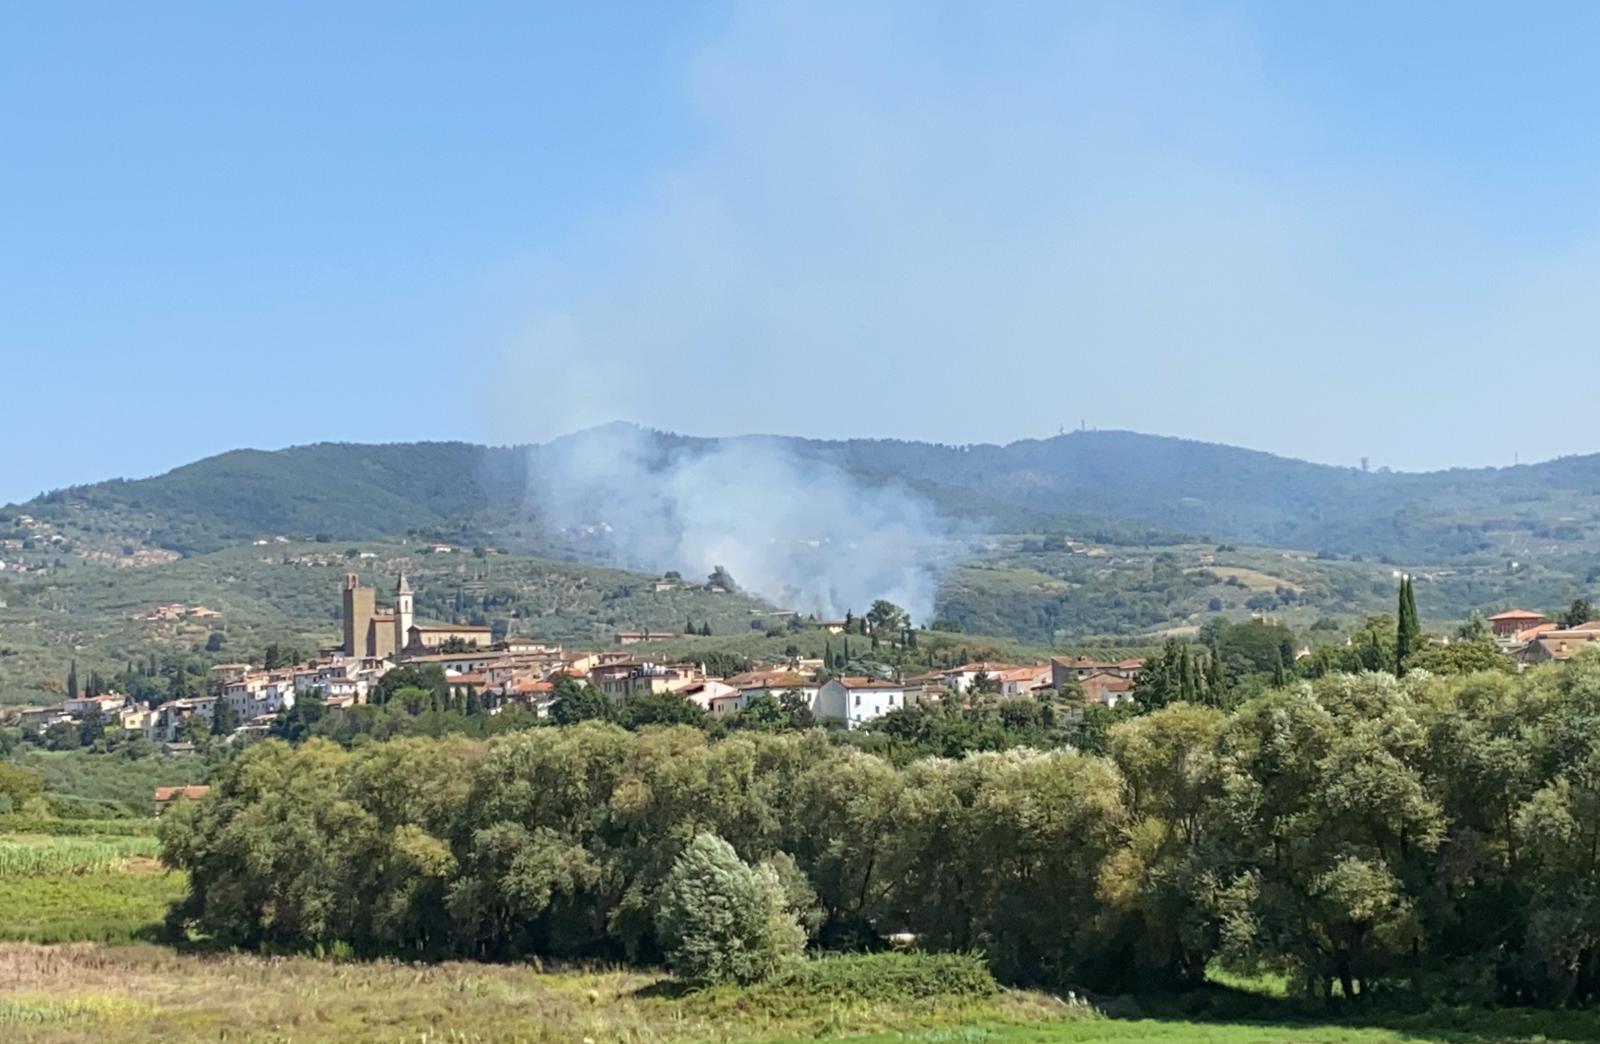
left=341, top=573, right=413, bottom=659
left=341, top=573, right=491, bottom=658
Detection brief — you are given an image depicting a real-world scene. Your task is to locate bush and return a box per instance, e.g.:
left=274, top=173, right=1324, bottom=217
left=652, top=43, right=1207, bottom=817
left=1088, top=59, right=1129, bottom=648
left=655, top=833, right=804, bottom=985
left=773, top=951, right=999, bottom=1003
left=0, top=763, right=44, bottom=808
left=0, top=815, right=156, bottom=837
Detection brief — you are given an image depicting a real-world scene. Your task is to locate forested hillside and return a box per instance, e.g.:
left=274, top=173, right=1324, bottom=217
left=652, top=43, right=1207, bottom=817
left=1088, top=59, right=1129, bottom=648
left=17, top=426, right=1600, bottom=562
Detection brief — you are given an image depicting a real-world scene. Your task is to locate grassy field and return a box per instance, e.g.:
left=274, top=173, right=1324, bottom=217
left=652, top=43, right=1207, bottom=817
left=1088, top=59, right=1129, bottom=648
left=0, top=945, right=1596, bottom=1044
left=0, top=944, right=1075, bottom=1043
left=0, top=811, right=182, bottom=944
left=0, top=871, right=183, bottom=943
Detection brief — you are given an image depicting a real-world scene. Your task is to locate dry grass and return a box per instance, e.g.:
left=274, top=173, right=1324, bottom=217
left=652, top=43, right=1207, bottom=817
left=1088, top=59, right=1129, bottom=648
left=0, top=943, right=1085, bottom=1044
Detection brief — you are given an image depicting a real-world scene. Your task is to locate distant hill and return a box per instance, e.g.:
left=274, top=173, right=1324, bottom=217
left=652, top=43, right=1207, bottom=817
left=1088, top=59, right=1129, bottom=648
left=13, top=425, right=1600, bottom=561
left=7, top=427, right=1600, bottom=695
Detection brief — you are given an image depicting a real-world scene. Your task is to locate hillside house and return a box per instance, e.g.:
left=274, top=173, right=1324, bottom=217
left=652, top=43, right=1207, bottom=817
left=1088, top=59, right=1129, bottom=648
left=17, top=705, right=72, bottom=729
left=1521, top=629, right=1600, bottom=665
left=589, top=661, right=704, bottom=703
left=614, top=630, right=680, bottom=646
left=678, top=679, right=739, bottom=711
left=1490, top=609, right=1549, bottom=639
left=941, top=662, right=1018, bottom=693
left=816, top=676, right=906, bottom=729
left=153, top=786, right=209, bottom=814
left=64, top=693, right=126, bottom=720
left=719, top=669, right=823, bottom=717
left=1050, top=656, right=1144, bottom=691
left=992, top=665, right=1051, bottom=697
left=1080, top=671, right=1136, bottom=708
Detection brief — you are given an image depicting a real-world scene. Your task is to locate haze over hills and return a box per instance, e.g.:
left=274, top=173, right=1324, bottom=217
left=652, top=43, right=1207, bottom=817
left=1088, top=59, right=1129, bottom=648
left=6, top=425, right=1600, bottom=703
left=15, top=424, right=1600, bottom=563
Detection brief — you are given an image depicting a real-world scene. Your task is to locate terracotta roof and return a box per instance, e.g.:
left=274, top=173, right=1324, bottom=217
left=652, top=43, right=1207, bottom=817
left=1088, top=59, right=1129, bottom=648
left=837, top=676, right=903, bottom=689
left=1050, top=656, right=1146, bottom=671
left=1081, top=673, right=1135, bottom=704
left=725, top=670, right=816, bottom=689
left=993, top=665, right=1050, bottom=683
left=1489, top=609, right=1547, bottom=621
left=153, top=786, right=209, bottom=802
left=1534, top=634, right=1600, bottom=660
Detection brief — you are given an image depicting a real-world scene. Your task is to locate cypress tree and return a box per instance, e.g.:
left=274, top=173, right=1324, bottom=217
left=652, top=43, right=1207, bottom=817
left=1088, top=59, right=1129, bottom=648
left=1272, top=649, right=1287, bottom=687
left=66, top=660, right=79, bottom=701
left=1396, top=577, right=1422, bottom=676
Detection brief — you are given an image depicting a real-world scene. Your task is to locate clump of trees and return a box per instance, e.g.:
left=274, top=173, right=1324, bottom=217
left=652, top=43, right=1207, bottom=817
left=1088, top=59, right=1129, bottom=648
left=157, top=655, right=1600, bottom=1004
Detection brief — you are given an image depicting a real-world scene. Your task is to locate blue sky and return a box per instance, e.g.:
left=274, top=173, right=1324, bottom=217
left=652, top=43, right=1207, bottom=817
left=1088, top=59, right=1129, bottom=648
left=4, top=2, right=1599, bottom=503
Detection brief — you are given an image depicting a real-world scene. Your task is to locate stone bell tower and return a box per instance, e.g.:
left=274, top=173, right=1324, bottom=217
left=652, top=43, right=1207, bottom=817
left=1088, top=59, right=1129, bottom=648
left=393, top=573, right=414, bottom=656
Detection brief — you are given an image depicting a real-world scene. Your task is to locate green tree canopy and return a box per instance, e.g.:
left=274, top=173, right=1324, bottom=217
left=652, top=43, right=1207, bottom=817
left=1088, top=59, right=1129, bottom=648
left=654, top=832, right=804, bottom=985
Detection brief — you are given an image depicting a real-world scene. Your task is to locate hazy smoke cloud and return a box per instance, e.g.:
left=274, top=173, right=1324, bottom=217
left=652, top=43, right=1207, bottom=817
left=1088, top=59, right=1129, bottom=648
left=527, top=424, right=948, bottom=622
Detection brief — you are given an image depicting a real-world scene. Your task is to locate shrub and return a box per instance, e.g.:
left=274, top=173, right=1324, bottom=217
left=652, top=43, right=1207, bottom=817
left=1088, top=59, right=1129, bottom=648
left=0, top=815, right=155, bottom=837
left=655, top=833, right=804, bottom=985
left=0, top=763, right=44, bottom=808
left=772, top=951, right=999, bottom=1003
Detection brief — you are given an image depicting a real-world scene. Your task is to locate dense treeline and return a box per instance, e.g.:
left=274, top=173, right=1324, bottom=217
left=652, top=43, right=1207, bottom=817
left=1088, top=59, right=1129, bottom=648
left=160, top=656, right=1600, bottom=1006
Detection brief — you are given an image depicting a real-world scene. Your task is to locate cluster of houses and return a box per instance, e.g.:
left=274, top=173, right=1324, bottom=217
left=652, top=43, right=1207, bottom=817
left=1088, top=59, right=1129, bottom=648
left=18, top=647, right=1148, bottom=746
left=134, top=602, right=221, bottom=623
left=1488, top=608, right=1600, bottom=664
left=13, top=574, right=1153, bottom=747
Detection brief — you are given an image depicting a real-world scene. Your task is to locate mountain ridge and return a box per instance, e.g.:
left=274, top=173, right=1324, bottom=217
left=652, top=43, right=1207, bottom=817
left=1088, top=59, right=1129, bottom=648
left=13, top=426, right=1600, bottom=562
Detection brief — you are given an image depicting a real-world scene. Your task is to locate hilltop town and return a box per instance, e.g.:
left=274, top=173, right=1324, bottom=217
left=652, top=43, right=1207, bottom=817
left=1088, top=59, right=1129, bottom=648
left=16, top=550, right=1600, bottom=760
left=13, top=571, right=1152, bottom=748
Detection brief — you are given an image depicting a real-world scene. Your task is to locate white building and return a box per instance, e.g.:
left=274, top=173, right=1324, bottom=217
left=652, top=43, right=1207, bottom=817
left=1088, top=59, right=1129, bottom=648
left=63, top=693, right=126, bottom=720
left=678, top=679, right=739, bottom=712
left=717, top=670, right=824, bottom=719
left=816, top=677, right=906, bottom=729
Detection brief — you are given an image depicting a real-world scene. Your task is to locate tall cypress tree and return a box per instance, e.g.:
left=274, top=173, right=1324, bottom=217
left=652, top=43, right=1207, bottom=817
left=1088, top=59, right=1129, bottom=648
left=66, top=660, right=79, bottom=701
left=1396, top=577, right=1422, bottom=676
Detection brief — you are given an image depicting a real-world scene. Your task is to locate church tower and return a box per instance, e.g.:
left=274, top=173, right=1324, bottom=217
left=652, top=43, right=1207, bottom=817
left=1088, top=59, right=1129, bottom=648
left=342, top=574, right=373, bottom=657
left=393, top=573, right=414, bottom=657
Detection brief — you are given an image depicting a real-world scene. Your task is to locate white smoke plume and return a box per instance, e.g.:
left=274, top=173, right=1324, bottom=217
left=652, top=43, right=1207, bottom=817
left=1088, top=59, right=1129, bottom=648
left=525, top=424, right=949, bottom=623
